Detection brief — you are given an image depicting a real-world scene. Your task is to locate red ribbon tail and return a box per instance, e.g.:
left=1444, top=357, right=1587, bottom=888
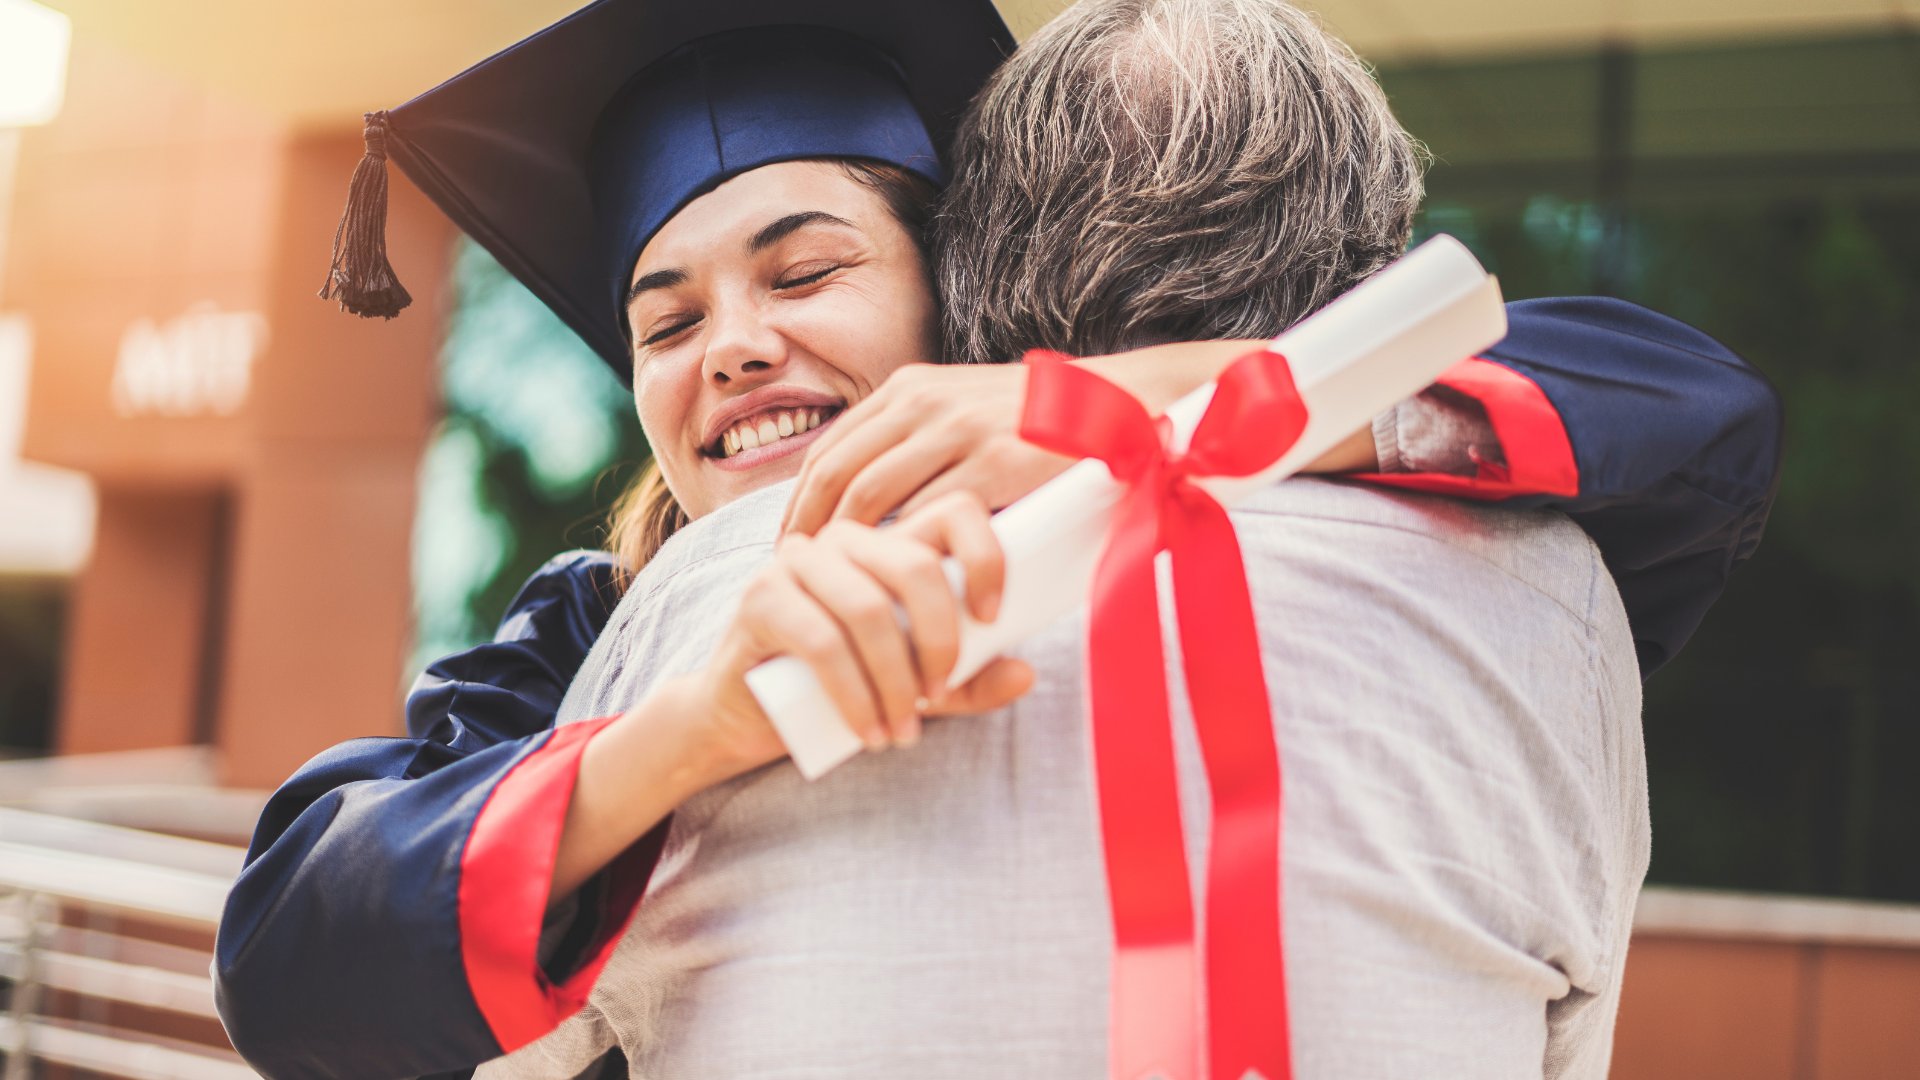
left=1019, top=348, right=1306, bottom=1080
left=1092, top=480, right=1200, bottom=1080
left=1170, top=489, right=1291, bottom=1080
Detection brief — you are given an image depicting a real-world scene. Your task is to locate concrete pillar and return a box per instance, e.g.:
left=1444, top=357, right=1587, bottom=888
left=55, top=489, right=222, bottom=754
left=211, top=129, right=452, bottom=789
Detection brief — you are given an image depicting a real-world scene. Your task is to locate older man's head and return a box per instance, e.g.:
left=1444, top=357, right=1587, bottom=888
left=935, top=0, right=1425, bottom=365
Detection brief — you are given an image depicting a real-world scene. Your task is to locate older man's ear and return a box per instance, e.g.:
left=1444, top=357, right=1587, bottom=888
left=778, top=340, right=1380, bottom=537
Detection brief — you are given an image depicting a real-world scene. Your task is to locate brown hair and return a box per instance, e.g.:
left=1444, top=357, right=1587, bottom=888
left=604, top=158, right=939, bottom=588
left=933, top=0, right=1427, bottom=365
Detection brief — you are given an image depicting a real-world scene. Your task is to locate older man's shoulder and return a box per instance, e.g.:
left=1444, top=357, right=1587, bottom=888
left=1232, top=476, right=1608, bottom=622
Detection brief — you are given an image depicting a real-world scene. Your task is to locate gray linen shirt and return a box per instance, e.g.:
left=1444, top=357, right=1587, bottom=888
left=480, top=475, right=1647, bottom=1080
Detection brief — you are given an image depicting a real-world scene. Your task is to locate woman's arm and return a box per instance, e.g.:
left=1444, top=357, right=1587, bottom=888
left=404, top=550, right=619, bottom=743
left=215, top=552, right=641, bottom=1080
left=1352, top=297, right=1781, bottom=672
left=218, top=502, right=1031, bottom=1079
left=775, top=340, right=1338, bottom=534
left=552, top=491, right=1033, bottom=896
left=215, top=721, right=669, bottom=1080
left=780, top=298, right=1781, bottom=675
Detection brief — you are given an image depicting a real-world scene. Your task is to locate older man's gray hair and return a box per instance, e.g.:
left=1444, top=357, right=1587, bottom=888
left=935, top=0, right=1426, bottom=364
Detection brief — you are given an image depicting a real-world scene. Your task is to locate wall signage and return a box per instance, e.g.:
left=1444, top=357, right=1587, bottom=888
left=110, top=303, right=269, bottom=419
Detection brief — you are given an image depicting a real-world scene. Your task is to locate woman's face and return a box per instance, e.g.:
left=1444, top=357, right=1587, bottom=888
left=625, top=160, right=939, bottom=520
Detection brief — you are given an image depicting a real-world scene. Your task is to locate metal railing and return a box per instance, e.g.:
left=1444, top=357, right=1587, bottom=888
left=0, top=805, right=254, bottom=1079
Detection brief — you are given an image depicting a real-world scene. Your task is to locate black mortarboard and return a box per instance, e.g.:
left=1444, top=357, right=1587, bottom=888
left=320, top=1, right=1014, bottom=380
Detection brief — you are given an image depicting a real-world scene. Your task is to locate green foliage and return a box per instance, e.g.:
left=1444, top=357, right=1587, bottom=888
left=411, top=239, right=649, bottom=668
left=1421, top=192, right=1920, bottom=901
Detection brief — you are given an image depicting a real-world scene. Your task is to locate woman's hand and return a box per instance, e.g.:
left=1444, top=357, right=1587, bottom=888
left=553, top=494, right=1034, bottom=904
left=780, top=361, right=1073, bottom=537
left=780, top=341, right=1378, bottom=536
left=693, top=491, right=1036, bottom=783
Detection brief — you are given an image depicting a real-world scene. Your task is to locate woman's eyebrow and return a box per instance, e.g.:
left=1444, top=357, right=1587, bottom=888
left=626, top=267, right=688, bottom=307
left=625, top=213, right=857, bottom=307
left=747, top=211, right=857, bottom=253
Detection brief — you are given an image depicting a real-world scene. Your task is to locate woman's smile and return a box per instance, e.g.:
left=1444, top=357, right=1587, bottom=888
left=706, top=403, right=843, bottom=472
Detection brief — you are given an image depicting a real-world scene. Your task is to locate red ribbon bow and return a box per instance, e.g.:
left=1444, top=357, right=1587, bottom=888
left=1019, top=348, right=1308, bottom=1080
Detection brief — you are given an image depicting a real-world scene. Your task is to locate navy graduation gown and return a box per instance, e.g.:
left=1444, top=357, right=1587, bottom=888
left=213, top=297, right=1780, bottom=1079
left=215, top=553, right=663, bottom=1080
left=1361, top=297, right=1781, bottom=674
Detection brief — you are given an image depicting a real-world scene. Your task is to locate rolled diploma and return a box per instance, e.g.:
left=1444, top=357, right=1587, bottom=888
left=747, top=234, right=1509, bottom=779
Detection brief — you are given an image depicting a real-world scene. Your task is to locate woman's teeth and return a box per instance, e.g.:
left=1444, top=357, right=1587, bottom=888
left=721, top=408, right=827, bottom=458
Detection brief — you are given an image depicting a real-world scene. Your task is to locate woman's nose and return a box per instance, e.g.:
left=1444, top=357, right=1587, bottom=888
left=701, top=300, right=787, bottom=386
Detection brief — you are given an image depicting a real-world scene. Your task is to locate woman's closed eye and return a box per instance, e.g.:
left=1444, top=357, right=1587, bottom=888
left=775, top=263, right=841, bottom=290
left=639, top=315, right=701, bottom=348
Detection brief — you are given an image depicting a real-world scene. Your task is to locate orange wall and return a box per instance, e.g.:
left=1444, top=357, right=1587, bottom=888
left=209, top=128, right=451, bottom=789
left=10, top=41, right=281, bottom=484
left=11, top=37, right=453, bottom=787
left=1615, top=936, right=1920, bottom=1079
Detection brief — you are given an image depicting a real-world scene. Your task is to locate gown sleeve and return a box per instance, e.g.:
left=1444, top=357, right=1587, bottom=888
left=214, top=551, right=668, bottom=1080
left=1353, top=296, right=1784, bottom=675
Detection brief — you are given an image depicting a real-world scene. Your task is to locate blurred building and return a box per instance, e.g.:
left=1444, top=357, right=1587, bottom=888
left=0, top=1, right=1916, bottom=1077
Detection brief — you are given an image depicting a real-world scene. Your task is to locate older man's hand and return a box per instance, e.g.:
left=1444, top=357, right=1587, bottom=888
left=780, top=342, right=1378, bottom=536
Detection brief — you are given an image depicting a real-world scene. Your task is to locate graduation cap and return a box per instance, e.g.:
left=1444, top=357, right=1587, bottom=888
left=320, top=0, right=1015, bottom=380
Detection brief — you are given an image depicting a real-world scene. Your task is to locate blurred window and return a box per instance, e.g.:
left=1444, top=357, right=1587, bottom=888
left=1386, top=32, right=1920, bottom=903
